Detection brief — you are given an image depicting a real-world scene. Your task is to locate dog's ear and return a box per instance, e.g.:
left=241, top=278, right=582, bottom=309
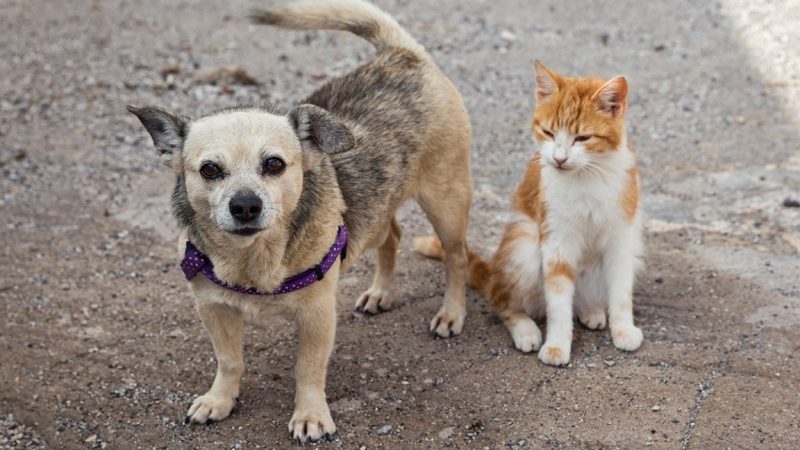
left=126, top=105, right=189, bottom=168
left=289, top=104, right=355, bottom=169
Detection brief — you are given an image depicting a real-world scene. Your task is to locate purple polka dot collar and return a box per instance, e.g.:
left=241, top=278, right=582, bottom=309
left=180, top=226, right=348, bottom=296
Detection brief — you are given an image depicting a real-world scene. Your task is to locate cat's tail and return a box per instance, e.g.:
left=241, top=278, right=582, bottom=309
left=249, top=0, right=427, bottom=57
left=413, top=236, right=491, bottom=295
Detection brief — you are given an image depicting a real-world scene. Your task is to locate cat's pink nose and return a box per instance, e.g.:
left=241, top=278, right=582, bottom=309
left=554, top=156, right=568, bottom=168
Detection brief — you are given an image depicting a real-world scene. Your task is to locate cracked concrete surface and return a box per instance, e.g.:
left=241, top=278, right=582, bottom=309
left=1, top=0, right=798, bottom=448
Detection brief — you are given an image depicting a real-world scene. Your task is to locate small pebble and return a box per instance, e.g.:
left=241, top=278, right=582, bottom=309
left=500, top=30, right=517, bottom=42
left=783, top=198, right=800, bottom=208
left=377, top=425, right=392, bottom=435
left=439, top=426, right=455, bottom=440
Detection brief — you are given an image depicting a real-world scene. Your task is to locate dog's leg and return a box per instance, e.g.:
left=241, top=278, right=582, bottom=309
left=290, top=292, right=337, bottom=443
left=187, top=303, right=244, bottom=424
left=417, top=183, right=471, bottom=338
left=354, top=217, right=401, bottom=314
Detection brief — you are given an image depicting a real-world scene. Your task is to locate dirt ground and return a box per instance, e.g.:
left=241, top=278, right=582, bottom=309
left=1, top=0, right=799, bottom=448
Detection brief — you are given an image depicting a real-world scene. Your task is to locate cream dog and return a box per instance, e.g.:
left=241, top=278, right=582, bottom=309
left=128, top=0, right=472, bottom=443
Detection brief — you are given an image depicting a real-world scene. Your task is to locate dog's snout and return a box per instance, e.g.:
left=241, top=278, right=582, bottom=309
left=229, top=193, right=262, bottom=222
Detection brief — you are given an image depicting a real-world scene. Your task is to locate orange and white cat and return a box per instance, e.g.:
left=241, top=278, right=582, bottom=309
left=416, top=61, right=643, bottom=366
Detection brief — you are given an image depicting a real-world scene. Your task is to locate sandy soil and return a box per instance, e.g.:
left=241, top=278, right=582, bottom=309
left=1, top=0, right=799, bottom=448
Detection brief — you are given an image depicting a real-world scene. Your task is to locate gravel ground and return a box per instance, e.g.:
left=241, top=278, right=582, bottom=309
left=1, top=0, right=799, bottom=448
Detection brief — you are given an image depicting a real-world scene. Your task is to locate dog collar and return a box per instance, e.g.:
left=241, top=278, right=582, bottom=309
left=180, top=226, right=348, bottom=296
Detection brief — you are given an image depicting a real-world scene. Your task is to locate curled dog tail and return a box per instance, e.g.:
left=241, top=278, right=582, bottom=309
left=413, top=236, right=491, bottom=295
left=250, top=0, right=426, bottom=56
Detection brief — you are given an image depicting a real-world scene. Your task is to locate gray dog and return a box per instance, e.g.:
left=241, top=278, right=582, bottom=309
left=128, top=0, right=472, bottom=443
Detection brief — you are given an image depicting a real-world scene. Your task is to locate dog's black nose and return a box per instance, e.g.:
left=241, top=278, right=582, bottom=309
left=229, top=193, right=262, bottom=222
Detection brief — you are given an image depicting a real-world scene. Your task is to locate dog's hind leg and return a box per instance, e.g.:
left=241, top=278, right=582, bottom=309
left=417, top=171, right=472, bottom=338
left=354, top=216, right=401, bottom=314
left=187, top=303, right=244, bottom=424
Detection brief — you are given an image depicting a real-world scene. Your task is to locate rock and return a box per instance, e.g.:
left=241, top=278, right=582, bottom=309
left=783, top=197, right=800, bottom=208
left=438, top=426, right=455, bottom=439
left=499, top=30, right=517, bottom=42
left=377, top=425, right=392, bottom=435
left=159, top=64, right=181, bottom=78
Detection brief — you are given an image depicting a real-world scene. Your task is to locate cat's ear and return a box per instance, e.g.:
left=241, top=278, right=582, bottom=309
left=534, top=60, right=560, bottom=102
left=593, top=76, right=628, bottom=117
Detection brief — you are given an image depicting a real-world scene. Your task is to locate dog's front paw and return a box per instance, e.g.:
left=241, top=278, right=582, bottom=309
left=186, top=392, right=237, bottom=424
left=289, top=404, right=336, bottom=444
left=611, top=325, right=643, bottom=351
left=538, top=342, right=571, bottom=366
left=354, top=286, right=392, bottom=315
left=429, top=305, right=465, bottom=338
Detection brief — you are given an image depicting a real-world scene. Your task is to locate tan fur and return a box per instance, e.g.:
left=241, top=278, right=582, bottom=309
left=250, top=0, right=427, bottom=56
left=130, top=1, right=474, bottom=443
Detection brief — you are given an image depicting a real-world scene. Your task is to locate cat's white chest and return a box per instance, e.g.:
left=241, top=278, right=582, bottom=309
left=542, top=166, right=628, bottom=256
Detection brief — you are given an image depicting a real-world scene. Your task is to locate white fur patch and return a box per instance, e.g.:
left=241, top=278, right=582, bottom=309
left=503, top=216, right=542, bottom=297
left=509, top=317, right=542, bottom=353
left=527, top=143, right=643, bottom=364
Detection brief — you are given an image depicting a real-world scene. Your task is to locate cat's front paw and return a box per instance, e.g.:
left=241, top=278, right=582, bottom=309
left=578, top=309, right=607, bottom=330
left=186, top=392, right=237, bottom=424
left=611, top=325, right=643, bottom=351
left=538, top=342, right=571, bottom=366
left=509, top=318, right=542, bottom=353
left=289, top=403, right=336, bottom=444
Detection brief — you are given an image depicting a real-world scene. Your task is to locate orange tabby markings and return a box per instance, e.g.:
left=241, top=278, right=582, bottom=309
left=511, top=154, right=547, bottom=242
left=621, top=166, right=639, bottom=221
left=546, top=260, right=575, bottom=281
left=544, top=260, right=575, bottom=294
left=414, top=61, right=644, bottom=365
left=533, top=65, right=627, bottom=152
left=546, top=346, right=562, bottom=360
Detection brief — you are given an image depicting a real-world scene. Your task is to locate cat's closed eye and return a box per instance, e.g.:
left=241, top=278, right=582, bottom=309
left=541, top=128, right=554, bottom=138
left=574, top=135, right=592, bottom=143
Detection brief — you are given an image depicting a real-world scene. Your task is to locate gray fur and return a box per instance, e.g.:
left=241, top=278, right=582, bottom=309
left=126, top=105, right=189, bottom=166
left=289, top=104, right=355, bottom=155
left=303, top=49, right=426, bottom=241
left=171, top=173, right=205, bottom=248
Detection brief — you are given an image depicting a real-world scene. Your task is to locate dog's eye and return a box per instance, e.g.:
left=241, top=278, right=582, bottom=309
left=541, top=128, right=554, bottom=139
left=199, top=162, right=224, bottom=180
left=574, top=135, right=592, bottom=143
left=262, top=157, right=286, bottom=176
